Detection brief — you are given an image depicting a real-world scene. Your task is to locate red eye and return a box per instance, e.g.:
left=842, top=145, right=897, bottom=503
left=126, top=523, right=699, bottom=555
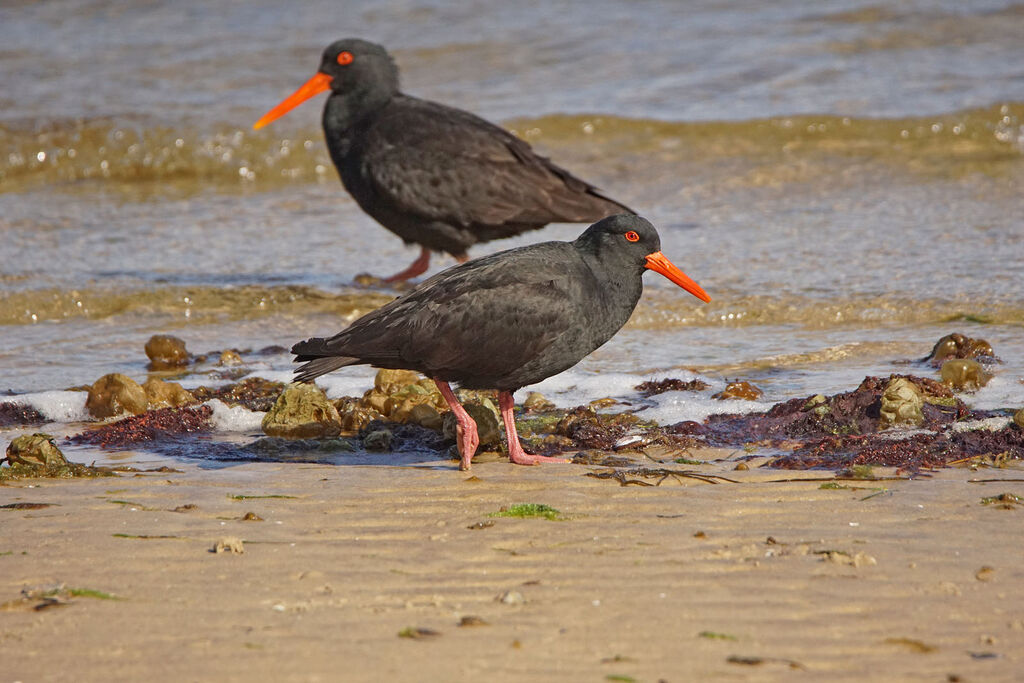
left=625, top=230, right=640, bottom=242
left=337, top=51, right=354, bottom=65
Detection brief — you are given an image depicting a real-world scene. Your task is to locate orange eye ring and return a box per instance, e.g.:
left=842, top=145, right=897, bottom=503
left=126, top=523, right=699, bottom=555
left=337, top=51, right=354, bottom=65
left=625, top=230, right=640, bottom=242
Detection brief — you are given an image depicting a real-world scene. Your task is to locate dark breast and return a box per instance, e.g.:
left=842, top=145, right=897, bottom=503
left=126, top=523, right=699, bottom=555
left=325, top=242, right=642, bottom=390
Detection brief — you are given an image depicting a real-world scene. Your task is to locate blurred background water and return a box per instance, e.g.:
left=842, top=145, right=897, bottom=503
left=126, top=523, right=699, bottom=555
left=2, top=0, right=1022, bottom=457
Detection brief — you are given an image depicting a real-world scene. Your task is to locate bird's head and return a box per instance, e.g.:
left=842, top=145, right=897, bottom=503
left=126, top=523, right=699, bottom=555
left=577, top=214, right=711, bottom=303
left=253, top=39, right=398, bottom=130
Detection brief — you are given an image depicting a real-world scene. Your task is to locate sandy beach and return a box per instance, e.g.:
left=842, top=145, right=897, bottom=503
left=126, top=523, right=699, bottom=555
left=4, top=451, right=1022, bottom=682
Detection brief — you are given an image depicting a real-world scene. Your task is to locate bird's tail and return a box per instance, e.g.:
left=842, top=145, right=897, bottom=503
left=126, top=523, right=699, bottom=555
left=291, top=337, right=359, bottom=383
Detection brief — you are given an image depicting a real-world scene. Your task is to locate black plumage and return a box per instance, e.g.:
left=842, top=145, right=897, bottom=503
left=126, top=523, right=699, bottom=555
left=255, top=38, right=632, bottom=281
left=292, top=214, right=710, bottom=470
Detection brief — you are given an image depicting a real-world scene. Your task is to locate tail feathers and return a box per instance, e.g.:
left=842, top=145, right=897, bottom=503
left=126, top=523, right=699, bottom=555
left=291, top=337, right=359, bottom=383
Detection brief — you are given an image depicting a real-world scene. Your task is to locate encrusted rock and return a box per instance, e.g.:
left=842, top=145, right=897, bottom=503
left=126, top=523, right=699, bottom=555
left=522, top=392, right=555, bottom=412
left=261, top=383, right=342, bottom=439
left=878, top=377, right=924, bottom=429
left=443, top=403, right=501, bottom=448
left=143, top=378, right=196, bottom=409
left=213, top=537, right=244, bottom=554
left=363, top=429, right=394, bottom=452
left=144, top=334, right=191, bottom=370
left=86, top=373, right=149, bottom=419
left=374, top=369, right=422, bottom=394
left=218, top=349, right=243, bottom=366
left=407, top=403, right=443, bottom=431
left=5, top=433, right=67, bottom=468
left=927, top=333, right=994, bottom=367
left=334, top=397, right=385, bottom=432
left=1015, top=408, right=1024, bottom=430
left=940, top=359, right=992, bottom=392
left=713, top=381, right=764, bottom=401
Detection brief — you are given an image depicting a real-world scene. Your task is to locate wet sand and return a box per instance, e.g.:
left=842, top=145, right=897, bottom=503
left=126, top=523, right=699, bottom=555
left=4, top=454, right=1023, bottom=681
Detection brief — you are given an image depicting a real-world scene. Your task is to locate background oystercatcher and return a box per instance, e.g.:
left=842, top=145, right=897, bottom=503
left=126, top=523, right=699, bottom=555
left=254, top=38, right=632, bottom=282
left=292, top=214, right=710, bottom=470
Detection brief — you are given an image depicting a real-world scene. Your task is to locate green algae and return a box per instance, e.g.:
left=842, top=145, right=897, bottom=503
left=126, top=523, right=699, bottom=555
left=489, top=503, right=564, bottom=521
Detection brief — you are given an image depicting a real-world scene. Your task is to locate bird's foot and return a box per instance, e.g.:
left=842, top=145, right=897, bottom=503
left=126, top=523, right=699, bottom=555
left=382, top=246, right=431, bottom=283
left=507, top=445, right=569, bottom=466
left=352, top=272, right=413, bottom=291
left=456, top=423, right=480, bottom=471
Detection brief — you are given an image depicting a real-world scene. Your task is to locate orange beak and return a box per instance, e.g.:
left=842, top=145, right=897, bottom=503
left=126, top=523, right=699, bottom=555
left=644, top=251, right=711, bottom=302
left=253, top=72, right=334, bottom=130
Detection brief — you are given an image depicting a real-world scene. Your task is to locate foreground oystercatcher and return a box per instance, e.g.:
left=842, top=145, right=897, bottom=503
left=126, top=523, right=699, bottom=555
left=253, top=38, right=631, bottom=282
left=292, top=214, right=710, bottom=470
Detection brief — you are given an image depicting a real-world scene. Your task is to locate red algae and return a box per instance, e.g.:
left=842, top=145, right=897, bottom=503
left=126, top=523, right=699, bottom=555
left=70, top=405, right=214, bottom=448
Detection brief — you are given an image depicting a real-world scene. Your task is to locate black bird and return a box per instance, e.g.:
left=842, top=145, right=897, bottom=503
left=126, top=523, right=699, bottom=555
left=253, top=38, right=632, bottom=282
left=292, top=214, right=710, bottom=470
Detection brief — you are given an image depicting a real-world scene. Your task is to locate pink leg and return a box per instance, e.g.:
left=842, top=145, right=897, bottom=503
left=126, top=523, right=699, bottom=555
left=384, top=246, right=431, bottom=283
left=498, top=391, right=569, bottom=466
left=435, top=380, right=479, bottom=471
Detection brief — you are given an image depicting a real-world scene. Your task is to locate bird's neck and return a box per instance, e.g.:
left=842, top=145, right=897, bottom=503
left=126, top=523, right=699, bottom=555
left=323, top=85, right=395, bottom=134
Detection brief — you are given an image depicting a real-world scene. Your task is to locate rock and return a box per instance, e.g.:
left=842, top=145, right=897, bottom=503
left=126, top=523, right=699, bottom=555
left=85, top=373, right=149, bottom=419
left=589, top=397, right=618, bottom=409
left=522, top=392, right=555, bottom=412
left=926, top=333, right=994, bottom=367
left=334, top=397, right=385, bottom=431
left=713, top=381, right=764, bottom=401
left=218, top=349, right=243, bottom=366
left=443, top=402, right=501, bottom=448
left=635, top=377, right=710, bottom=396
left=5, top=433, right=67, bottom=468
left=144, top=335, right=190, bottom=369
left=408, top=403, right=443, bottom=431
left=0, top=402, right=46, bottom=428
left=363, top=429, right=394, bottom=452
left=878, top=377, right=924, bottom=429
left=143, top=378, right=196, bottom=409
left=940, top=359, right=992, bottom=392
left=496, top=590, right=525, bottom=605
left=1014, top=409, right=1024, bottom=430
left=374, top=368, right=422, bottom=394
left=261, top=383, right=342, bottom=439
left=213, top=537, right=244, bottom=554
left=191, top=377, right=285, bottom=412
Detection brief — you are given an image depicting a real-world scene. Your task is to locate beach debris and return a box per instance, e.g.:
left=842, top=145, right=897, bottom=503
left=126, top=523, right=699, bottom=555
left=816, top=550, right=877, bottom=567
left=262, top=383, right=342, bottom=438
left=926, top=333, right=995, bottom=367
left=85, top=373, right=149, bottom=419
left=0, top=585, right=118, bottom=612
left=241, top=511, right=263, bottom=521
left=698, top=631, right=738, bottom=641
left=144, top=334, right=191, bottom=369
left=398, top=627, right=441, bottom=639
left=727, top=655, right=803, bottom=669
left=878, top=377, right=924, bottom=429
left=70, top=405, right=214, bottom=448
left=635, top=377, right=709, bottom=396
left=457, top=616, right=489, bottom=627
left=975, top=566, right=996, bottom=582
left=5, top=433, right=67, bottom=468
left=585, top=467, right=736, bottom=486
left=940, top=359, right=992, bottom=392
left=713, top=380, right=764, bottom=401
left=466, top=520, right=494, bottom=530
left=212, top=537, right=245, bottom=554
left=0, top=402, right=46, bottom=427
left=980, top=493, right=1022, bottom=509
left=142, top=378, right=196, bottom=409
left=883, top=637, right=936, bottom=653
left=496, top=590, right=526, bottom=605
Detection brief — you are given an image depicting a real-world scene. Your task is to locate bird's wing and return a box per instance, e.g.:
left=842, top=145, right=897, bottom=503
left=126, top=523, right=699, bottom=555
left=360, top=97, right=629, bottom=233
left=313, top=243, right=593, bottom=379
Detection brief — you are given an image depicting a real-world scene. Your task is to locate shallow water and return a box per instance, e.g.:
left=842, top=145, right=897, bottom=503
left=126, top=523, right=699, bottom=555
left=2, top=0, right=1023, bottom=462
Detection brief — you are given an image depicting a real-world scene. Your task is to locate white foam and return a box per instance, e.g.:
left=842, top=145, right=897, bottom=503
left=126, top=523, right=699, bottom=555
left=206, top=399, right=264, bottom=432
left=963, top=375, right=1024, bottom=412
left=639, top=391, right=773, bottom=426
left=14, top=390, right=89, bottom=423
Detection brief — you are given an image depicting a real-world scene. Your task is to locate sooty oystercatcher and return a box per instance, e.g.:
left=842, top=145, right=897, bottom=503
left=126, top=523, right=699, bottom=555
left=254, top=38, right=632, bottom=282
left=291, top=214, right=710, bottom=470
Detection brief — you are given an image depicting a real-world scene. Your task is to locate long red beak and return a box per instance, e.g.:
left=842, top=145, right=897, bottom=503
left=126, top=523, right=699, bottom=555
left=253, top=72, right=334, bottom=130
left=644, top=251, right=711, bottom=302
